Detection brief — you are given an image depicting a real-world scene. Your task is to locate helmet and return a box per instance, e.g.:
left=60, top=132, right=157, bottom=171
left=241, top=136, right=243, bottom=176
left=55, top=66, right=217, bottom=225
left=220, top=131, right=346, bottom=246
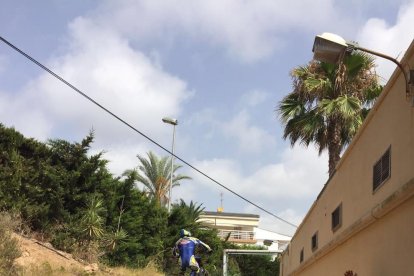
left=180, top=229, right=191, bottom=238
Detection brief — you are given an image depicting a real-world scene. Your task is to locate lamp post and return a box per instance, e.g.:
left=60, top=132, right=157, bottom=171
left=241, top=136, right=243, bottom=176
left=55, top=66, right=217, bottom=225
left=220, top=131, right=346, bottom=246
left=162, top=117, right=178, bottom=212
left=312, top=32, right=413, bottom=99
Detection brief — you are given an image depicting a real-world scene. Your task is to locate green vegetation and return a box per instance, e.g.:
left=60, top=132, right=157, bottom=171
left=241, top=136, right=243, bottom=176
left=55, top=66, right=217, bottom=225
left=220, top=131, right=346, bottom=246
left=278, top=52, right=382, bottom=176
left=229, top=245, right=280, bottom=276
left=0, top=123, right=279, bottom=275
left=0, top=212, right=22, bottom=275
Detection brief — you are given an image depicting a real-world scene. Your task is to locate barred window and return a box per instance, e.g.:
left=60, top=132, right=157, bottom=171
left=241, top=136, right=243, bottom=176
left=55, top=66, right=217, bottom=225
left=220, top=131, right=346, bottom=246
left=332, top=203, right=342, bottom=232
left=373, top=147, right=391, bottom=191
left=300, top=248, right=304, bottom=263
left=311, top=232, right=318, bottom=251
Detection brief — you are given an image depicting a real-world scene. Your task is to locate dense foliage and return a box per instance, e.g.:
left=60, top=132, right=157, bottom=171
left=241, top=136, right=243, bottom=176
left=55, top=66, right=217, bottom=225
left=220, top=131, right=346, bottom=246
left=230, top=245, right=280, bottom=276
left=0, top=123, right=279, bottom=275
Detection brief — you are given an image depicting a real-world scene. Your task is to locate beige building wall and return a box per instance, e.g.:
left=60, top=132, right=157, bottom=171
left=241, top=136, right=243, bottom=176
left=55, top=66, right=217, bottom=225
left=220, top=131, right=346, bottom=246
left=280, top=40, right=414, bottom=276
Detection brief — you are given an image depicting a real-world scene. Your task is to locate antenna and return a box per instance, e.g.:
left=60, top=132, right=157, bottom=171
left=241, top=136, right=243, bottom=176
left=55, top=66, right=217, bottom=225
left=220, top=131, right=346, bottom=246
left=217, top=192, right=224, bottom=212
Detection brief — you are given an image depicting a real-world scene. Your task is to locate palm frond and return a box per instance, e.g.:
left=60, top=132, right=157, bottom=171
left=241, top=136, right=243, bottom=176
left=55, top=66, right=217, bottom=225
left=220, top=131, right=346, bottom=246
left=134, top=151, right=190, bottom=206
left=278, top=93, right=305, bottom=122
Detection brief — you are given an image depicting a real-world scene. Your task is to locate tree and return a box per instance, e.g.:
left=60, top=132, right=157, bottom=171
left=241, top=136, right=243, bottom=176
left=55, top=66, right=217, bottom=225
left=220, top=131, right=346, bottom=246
left=278, top=52, right=382, bottom=176
left=103, top=170, right=168, bottom=268
left=133, top=151, right=191, bottom=206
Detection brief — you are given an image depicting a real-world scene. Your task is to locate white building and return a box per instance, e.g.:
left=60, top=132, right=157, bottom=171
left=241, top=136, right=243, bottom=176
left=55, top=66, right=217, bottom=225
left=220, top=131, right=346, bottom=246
left=198, top=211, right=291, bottom=249
left=254, top=228, right=291, bottom=251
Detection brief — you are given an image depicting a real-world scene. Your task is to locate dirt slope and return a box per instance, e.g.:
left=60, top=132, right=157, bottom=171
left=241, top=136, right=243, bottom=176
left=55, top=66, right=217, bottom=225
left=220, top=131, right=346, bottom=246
left=13, top=233, right=93, bottom=274
left=12, top=233, right=164, bottom=275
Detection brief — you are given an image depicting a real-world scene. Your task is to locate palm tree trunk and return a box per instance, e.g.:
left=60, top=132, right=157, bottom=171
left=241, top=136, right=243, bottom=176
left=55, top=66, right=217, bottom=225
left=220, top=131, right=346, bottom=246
left=327, top=119, right=342, bottom=177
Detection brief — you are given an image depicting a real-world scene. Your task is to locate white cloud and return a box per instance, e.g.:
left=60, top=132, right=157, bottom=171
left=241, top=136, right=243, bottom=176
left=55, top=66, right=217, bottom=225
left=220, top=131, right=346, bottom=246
left=223, top=110, right=276, bottom=154
left=0, top=17, right=193, bottom=174
left=188, top=106, right=277, bottom=155
left=258, top=209, right=305, bottom=235
left=196, top=145, right=328, bottom=235
left=190, top=145, right=328, bottom=200
left=43, top=17, right=191, bottom=139
left=93, top=0, right=340, bottom=62
left=240, top=90, right=270, bottom=107
left=96, top=143, right=149, bottom=175
left=171, top=181, right=198, bottom=207
left=0, top=90, right=52, bottom=140
left=357, top=1, right=414, bottom=81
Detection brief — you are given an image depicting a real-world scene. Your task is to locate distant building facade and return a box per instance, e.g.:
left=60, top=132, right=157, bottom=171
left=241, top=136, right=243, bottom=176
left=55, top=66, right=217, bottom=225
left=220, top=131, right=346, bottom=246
left=199, top=211, right=260, bottom=244
left=280, top=40, right=414, bottom=275
left=198, top=211, right=291, bottom=249
left=254, top=228, right=291, bottom=251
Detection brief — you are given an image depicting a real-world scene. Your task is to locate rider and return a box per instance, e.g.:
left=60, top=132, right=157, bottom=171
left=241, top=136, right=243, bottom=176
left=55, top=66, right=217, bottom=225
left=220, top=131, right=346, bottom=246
left=173, top=229, right=212, bottom=275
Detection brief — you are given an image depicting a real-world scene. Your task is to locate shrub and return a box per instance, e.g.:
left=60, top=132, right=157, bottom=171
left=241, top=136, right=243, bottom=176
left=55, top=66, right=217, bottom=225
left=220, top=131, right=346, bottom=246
left=0, top=212, right=22, bottom=275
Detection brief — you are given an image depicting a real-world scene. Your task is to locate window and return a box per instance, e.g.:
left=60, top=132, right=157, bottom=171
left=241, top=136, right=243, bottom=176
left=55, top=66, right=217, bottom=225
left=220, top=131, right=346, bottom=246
left=373, top=147, right=391, bottom=191
left=300, top=248, right=304, bottom=263
left=311, top=231, right=318, bottom=251
left=331, top=203, right=342, bottom=232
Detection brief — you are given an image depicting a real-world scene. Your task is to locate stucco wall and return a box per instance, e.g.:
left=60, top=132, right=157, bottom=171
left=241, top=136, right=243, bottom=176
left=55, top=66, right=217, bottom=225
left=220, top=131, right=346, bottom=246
left=281, top=40, right=414, bottom=276
left=290, top=195, right=414, bottom=275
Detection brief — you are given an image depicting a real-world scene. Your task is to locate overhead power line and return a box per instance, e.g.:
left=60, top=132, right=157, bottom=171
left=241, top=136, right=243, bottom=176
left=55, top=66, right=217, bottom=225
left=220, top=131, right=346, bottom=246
left=0, top=35, right=298, bottom=229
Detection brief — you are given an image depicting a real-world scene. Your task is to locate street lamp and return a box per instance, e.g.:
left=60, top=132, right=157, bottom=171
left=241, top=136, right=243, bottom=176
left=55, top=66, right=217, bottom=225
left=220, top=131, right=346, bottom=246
left=162, top=117, right=178, bottom=212
left=312, top=32, right=414, bottom=99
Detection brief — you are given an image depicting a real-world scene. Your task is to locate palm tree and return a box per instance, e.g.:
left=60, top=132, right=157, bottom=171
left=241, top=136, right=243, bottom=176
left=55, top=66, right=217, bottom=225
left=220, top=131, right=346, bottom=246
left=134, top=151, right=191, bottom=206
left=175, top=199, right=205, bottom=228
left=168, top=200, right=205, bottom=242
left=278, top=51, right=382, bottom=177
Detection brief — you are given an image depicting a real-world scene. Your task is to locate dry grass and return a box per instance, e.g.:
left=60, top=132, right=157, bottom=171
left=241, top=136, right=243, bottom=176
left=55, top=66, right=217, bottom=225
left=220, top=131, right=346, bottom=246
left=20, top=262, right=85, bottom=276
left=107, top=266, right=164, bottom=276
left=20, top=262, right=164, bottom=276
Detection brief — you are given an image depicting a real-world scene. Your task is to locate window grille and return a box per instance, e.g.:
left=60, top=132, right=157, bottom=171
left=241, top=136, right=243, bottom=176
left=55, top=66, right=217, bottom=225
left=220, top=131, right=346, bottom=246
left=373, top=147, right=391, bottom=191
left=300, top=248, right=304, bottom=263
left=331, top=203, right=342, bottom=232
left=311, top=232, right=318, bottom=251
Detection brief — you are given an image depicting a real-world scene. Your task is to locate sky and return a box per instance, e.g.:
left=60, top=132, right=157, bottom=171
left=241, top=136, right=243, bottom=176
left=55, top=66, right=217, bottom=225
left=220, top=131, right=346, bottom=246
left=1, top=0, right=413, bottom=236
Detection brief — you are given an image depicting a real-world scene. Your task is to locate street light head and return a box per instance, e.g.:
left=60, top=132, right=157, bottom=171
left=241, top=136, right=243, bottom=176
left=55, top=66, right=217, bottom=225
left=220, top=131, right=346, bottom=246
left=162, top=117, right=178, bottom=125
left=313, top=33, right=348, bottom=64
left=312, top=32, right=414, bottom=102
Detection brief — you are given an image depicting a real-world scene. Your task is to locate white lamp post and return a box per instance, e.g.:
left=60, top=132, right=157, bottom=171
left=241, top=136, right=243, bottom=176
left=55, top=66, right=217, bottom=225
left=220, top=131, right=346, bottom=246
left=162, top=117, right=178, bottom=212
left=312, top=32, right=413, bottom=99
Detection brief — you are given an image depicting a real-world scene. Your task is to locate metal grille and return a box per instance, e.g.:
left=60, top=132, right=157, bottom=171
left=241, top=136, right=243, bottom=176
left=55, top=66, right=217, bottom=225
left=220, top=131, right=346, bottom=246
left=331, top=204, right=342, bottom=231
left=300, top=248, right=304, bottom=263
left=311, top=232, right=318, bottom=251
left=373, top=147, right=391, bottom=191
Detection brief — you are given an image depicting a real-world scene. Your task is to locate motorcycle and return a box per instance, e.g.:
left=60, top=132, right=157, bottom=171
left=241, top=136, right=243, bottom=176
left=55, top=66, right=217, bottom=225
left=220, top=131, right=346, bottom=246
left=191, top=256, right=208, bottom=276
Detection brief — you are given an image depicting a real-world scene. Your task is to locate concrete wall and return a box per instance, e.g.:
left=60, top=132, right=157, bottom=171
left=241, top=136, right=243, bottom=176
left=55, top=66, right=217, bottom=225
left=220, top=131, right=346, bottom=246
left=280, top=40, right=414, bottom=276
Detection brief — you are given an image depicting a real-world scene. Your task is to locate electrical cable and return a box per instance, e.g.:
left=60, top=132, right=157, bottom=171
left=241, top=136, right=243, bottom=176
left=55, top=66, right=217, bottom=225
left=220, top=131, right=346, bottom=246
left=0, top=35, right=298, bottom=228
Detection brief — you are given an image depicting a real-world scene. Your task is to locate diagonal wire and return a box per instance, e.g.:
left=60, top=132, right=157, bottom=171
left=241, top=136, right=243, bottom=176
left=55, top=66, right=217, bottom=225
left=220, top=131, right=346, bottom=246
left=0, top=35, right=298, bottom=228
